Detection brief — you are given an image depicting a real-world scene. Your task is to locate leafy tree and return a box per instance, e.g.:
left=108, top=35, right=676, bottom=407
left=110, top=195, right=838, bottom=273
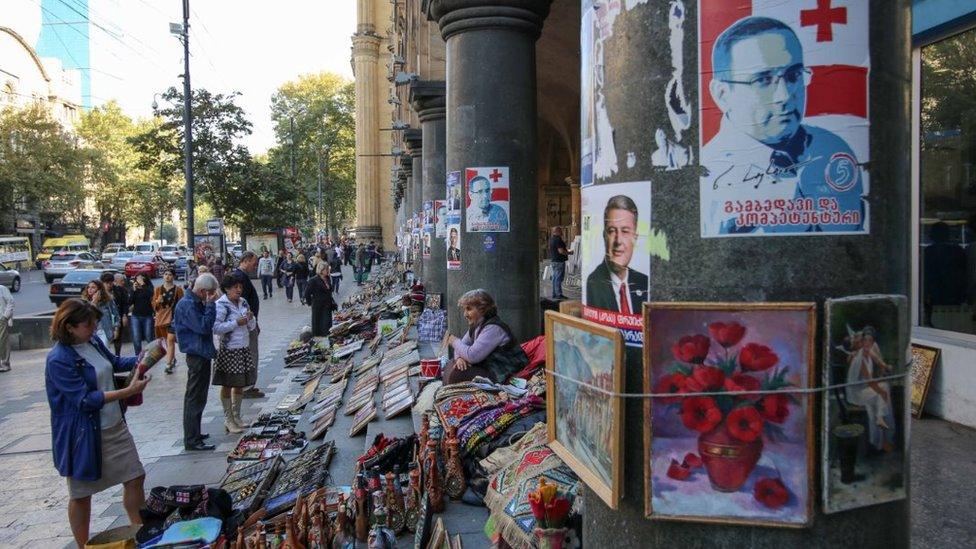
left=268, top=72, right=356, bottom=235
left=128, top=116, right=183, bottom=241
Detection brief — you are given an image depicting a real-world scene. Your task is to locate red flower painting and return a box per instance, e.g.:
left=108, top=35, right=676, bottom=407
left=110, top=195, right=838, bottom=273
left=739, top=343, right=779, bottom=372
left=708, top=321, right=746, bottom=347
left=756, top=394, right=791, bottom=424
left=687, top=365, right=725, bottom=392
left=727, top=407, right=764, bottom=443
left=654, top=373, right=688, bottom=404
left=672, top=334, right=711, bottom=364
left=680, top=397, right=722, bottom=433
left=754, top=478, right=790, bottom=509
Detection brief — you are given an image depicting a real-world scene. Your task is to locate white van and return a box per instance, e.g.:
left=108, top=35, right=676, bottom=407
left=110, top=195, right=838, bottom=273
left=134, top=242, right=159, bottom=254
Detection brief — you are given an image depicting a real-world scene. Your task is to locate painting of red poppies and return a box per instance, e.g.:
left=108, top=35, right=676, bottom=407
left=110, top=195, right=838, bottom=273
left=643, top=302, right=815, bottom=527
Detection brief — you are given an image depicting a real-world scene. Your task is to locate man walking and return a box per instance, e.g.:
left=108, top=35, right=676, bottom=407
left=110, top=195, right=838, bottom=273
left=258, top=250, right=275, bottom=299
left=548, top=227, right=573, bottom=299
left=0, top=281, right=13, bottom=372
left=173, top=273, right=219, bottom=451
left=274, top=249, right=287, bottom=289
left=232, top=252, right=265, bottom=399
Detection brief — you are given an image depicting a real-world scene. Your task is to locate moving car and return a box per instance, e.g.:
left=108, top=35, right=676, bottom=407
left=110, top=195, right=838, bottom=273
left=43, top=252, right=99, bottom=283
left=49, top=269, right=117, bottom=306
left=133, top=242, right=160, bottom=254
left=101, top=242, right=127, bottom=262
left=109, top=251, right=136, bottom=271
left=159, top=245, right=188, bottom=263
left=124, top=254, right=167, bottom=278
left=0, top=264, right=21, bottom=293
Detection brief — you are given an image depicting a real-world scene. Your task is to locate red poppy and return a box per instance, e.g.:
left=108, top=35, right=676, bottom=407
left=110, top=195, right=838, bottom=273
left=654, top=373, right=688, bottom=404
left=685, top=365, right=725, bottom=392
left=723, top=373, right=761, bottom=399
left=666, top=458, right=692, bottom=480
left=683, top=452, right=703, bottom=469
left=739, top=343, right=779, bottom=372
left=756, top=394, right=790, bottom=424
left=672, top=334, right=711, bottom=364
left=680, top=397, right=722, bottom=433
left=726, top=406, right=764, bottom=442
left=528, top=491, right=546, bottom=521
left=708, top=321, right=746, bottom=348
left=754, top=478, right=790, bottom=509
left=544, top=497, right=572, bottom=528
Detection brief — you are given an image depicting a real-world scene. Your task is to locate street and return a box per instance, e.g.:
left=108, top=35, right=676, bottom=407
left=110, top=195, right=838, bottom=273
left=12, top=269, right=168, bottom=317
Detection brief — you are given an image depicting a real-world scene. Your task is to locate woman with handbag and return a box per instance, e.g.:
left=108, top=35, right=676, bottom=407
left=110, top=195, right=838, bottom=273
left=152, top=269, right=184, bottom=374
left=303, top=266, right=335, bottom=337
left=45, top=299, right=152, bottom=548
left=212, top=274, right=257, bottom=433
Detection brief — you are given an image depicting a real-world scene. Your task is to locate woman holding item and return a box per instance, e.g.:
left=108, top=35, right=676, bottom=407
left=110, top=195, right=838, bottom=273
left=152, top=269, right=184, bottom=373
left=46, top=299, right=152, bottom=548
left=129, top=274, right=155, bottom=355
left=280, top=252, right=297, bottom=303
left=82, top=280, right=119, bottom=346
left=303, top=266, right=335, bottom=337
left=444, top=289, right=528, bottom=385
left=212, top=275, right=257, bottom=433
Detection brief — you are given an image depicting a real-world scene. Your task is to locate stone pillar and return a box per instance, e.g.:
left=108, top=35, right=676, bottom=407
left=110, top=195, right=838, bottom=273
left=427, top=0, right=550, bottom=341
left=404, top=129, right=424, bottom=281
left=410, top=81, right=448, bottom=296
left=400, top=155, right=414, bottom=263
left=581, top=2, right=911, bottom=547
left=567, top=176, right=580, bottom=237
left=352, top=26, right=382, bottom=242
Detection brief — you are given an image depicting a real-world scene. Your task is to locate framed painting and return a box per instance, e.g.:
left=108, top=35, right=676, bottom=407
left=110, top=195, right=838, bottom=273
left=643, top=302, right=815, bottom=527
left=910, top=343, right=940, bottom=418
left=544, top=310, right=624, bottom=508
left=823, top=295, right=908, bottom=513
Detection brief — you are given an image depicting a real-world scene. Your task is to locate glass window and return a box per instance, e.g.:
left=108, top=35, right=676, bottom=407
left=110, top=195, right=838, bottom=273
left=919, top=27, right=976, bottom=335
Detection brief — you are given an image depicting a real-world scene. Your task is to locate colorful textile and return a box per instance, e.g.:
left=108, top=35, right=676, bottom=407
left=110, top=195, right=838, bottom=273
left=417, top=308, right=447, bottom=342
left=479, top=422, right=549, bottom=475
left=462, top=396, right=544, bottom=455
left=435, top=390, right=499, bottom=428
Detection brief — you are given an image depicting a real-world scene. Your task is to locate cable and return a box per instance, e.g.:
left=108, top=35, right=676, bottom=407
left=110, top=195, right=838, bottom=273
left=56, top=0, right=164, bottom=61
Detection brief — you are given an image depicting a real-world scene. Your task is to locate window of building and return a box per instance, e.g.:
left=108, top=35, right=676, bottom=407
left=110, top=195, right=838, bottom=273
left=918, top=26, right=976, bottom=336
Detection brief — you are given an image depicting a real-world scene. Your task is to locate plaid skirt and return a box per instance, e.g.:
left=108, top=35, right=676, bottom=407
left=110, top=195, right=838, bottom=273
left=212, top=346, right=256, bottom=387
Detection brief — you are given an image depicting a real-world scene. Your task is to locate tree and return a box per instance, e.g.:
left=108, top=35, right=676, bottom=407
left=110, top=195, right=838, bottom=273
left=0, top=103, right=87, bottom=233
left=128, top=117, right=183, bottom=241
left=268, top=72, right=356, bottom=236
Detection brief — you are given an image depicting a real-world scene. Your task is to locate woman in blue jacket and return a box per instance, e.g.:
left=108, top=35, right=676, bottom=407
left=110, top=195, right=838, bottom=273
left=45, top=298, right=152, bottom=548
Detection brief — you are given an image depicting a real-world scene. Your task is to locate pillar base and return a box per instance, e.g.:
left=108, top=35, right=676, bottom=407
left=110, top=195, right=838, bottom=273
left=351, top=225, right=382, bottom=242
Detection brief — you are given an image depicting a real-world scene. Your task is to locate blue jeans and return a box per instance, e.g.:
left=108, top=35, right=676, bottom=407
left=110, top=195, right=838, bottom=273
left=551, top=261, right=566, bottom=298
left=131, top=315, right=155, bottom=355
left=260, top=274, right=273, bottom=297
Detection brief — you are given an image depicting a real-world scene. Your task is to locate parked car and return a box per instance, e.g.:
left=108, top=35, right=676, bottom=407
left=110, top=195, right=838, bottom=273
left=0, top=264, right=21, bottom=293
left=109, top=250, right=137, bottom=271
left=49, top=269, right=118, bottom=306
left=101, top=242, right=127, bottom=262
left=43, top=252, right=99, bottom=283
left=231, top=244, right=243, bottom=260
left=159, top=245, right=188, bottom=263
left=124, top=254, right=168, bottom=278
left=133, top=242, right=159, bottom=255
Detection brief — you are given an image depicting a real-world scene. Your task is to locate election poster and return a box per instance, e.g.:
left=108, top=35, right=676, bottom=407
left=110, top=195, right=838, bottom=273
left=699, top=0, right=870, bottom=237
left=581, top=181, right=652, bottom=348
left=465, top=167, right=510, bottom=233
left=446, top=171, right=462, bottom=213
left=434, top=199, right=447, bottom=238
left=446, top=222, right=461, bottom=270
left=422, top=200, right=434, bottom=231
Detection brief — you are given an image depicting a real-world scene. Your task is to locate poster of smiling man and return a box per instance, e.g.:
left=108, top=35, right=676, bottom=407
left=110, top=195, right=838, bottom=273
left=465, top=167, right=510, bottom=233
left=699, top=0, right=869, bottom=237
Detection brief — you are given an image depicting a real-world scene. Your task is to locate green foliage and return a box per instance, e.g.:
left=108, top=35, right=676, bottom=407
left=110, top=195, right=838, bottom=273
left=159, top=222, right=179, bottom=243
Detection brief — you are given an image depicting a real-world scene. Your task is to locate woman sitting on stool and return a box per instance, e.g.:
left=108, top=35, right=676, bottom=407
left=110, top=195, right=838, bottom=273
left=444, top=289, right=528, bottom=385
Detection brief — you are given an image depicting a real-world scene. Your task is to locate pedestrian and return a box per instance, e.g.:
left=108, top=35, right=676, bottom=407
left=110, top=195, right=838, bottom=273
left=355, top=243, right=368, bottom=285
left=344, top=241, right=355, bottom=266
left=294, top=254, right=310, bottom=305
left=45, top=299, right=151, bottom=547
left=83, top=280, right=119, bottom=347
left=329, top=251, right=343, bottom=295
left=106, top=272, right=131, bottom=356
left=376, top=243, right=384, bottom=264
left=548, top=226, right=573, bottom=299
left=212, top=275, right=257, bottom=434
left=173, top=273, right=219, bottom=451
left=258, top=250, right=275, bottom=299
left=303, top=264, right=335, bottom=337
left=185, top=259, right=199, bottom=290
left=231, top=251, right=265, bottom=399
left=212, top=257, right=226, bottom=281
left=281, top=252, right=296, bottom=303
left=0, top=281, right=13, bottom=372
left=275, top=249, right=287, bottom=288
left=129, top=273, right=154, bottom=355
left=152, top=269, right=184, bottom=374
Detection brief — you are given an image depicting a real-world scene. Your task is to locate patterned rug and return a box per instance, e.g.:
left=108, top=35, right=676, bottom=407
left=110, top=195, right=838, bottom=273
left=435, top=390, right=500, bottom=428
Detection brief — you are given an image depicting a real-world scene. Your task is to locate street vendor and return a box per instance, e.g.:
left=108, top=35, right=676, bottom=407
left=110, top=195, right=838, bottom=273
left=444, top=289, right=528, bottom=384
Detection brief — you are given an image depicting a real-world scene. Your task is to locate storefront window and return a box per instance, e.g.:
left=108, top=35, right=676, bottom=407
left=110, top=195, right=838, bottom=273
left=919, top=27, right=976, bottom=335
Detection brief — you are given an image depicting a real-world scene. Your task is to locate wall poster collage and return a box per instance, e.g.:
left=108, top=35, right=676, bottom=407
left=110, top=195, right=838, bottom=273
left=445, top=171, right=462, bottom=271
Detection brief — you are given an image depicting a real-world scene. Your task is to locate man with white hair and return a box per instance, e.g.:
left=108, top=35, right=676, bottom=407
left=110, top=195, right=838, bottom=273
left=173, top=273, right=219, bottom=451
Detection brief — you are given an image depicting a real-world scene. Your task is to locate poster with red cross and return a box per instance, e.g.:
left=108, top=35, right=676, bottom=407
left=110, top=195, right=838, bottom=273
left=465, top=167, right=511, bottom=233
left=699, top=0, right=869, bottom=238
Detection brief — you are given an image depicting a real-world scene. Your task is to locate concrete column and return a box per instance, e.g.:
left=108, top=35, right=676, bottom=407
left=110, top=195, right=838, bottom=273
left=427, top=0, right=550, bottom=341
left=581, top=2, right=911, bottom=547
left=567, top=176, right=580, bottom=236
left=400, top=155, right=414, bottom=264
left=352, top=29, right=383, bottom=242
left=404, top=129, right=424, bottom=281
left=410, top=81, right=447, bottom=297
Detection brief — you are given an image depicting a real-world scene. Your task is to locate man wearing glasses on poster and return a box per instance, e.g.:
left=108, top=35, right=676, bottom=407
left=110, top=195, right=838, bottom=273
left=700, top=16, right=865, bottom=236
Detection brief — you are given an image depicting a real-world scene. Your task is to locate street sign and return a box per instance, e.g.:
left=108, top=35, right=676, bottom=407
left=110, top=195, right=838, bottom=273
left=206, top=218, right=224, bottom=235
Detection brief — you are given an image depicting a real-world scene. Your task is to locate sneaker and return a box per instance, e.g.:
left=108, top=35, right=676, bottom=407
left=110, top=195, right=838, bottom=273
left=242, top=387, right=266, bottom=399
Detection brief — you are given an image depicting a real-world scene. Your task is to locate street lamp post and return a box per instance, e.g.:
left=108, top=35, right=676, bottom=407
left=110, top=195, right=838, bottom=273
left=171, top=1, right=194, bottom=247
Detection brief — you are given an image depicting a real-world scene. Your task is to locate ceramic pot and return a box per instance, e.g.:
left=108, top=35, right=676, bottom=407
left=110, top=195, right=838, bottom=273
left=533, top=527, right=568, bottom=549
left=698, top=421, right=763, bottom=492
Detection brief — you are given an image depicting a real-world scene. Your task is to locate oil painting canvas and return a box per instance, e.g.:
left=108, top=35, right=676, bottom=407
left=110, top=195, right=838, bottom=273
left=643, top=302, right=815, bottom=527
left=910, top=343, right=939, bottom=418
left=545, top=311, right=623, bottom=508
left=823, top=295, right=908, bottom=514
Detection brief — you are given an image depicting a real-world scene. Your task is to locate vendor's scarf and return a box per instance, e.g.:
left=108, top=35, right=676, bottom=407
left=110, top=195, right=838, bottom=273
left=460, top=396, right=544, bottom=455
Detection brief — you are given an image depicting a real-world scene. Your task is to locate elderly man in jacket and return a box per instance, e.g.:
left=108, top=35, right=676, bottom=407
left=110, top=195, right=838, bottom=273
left=173, top=273, right=219, bottom=451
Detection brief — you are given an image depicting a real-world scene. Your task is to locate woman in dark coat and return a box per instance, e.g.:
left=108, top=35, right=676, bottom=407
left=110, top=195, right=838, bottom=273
left=303, top=266, right=335, bottom=337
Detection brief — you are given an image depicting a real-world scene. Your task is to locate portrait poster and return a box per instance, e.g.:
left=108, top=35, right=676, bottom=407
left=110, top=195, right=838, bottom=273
left=465, top=167, right=510, bottom=233
left=192, top=234, right=222, bottom=267
left=910, top=343, right=939, bottom=418
left=446, top=222, right=461, bottom=271
left=699, top=0, right=870, bottom=237
left=422, top=228, right=432, bottom=259
left=422, top=200, right=434, bottom=230
left=581, top=181, right=651, bottom=348
left=434, top=200, right=448, bottom=238
left=545, top=311, right=623, bottom=508
left=412, top=227, right=420, bottom=257
left=643, top=302, right=815, bottom=527
left=823, top=295, right=908, bottom=514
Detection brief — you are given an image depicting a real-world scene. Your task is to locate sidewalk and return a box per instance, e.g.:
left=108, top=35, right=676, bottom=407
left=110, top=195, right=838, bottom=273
left=0, top=268, right=358, bottom=548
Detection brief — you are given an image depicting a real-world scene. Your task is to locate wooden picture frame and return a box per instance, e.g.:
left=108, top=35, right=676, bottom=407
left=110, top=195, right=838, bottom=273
left=642, top=302, right=816, bottom=528
left=544, top=310, right=624, bottom=509
left=910, top=343, right=940, bottom=418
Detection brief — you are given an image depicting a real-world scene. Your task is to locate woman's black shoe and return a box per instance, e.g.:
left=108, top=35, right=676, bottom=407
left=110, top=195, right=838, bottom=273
left=184, top=441, right=215, bottom=451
